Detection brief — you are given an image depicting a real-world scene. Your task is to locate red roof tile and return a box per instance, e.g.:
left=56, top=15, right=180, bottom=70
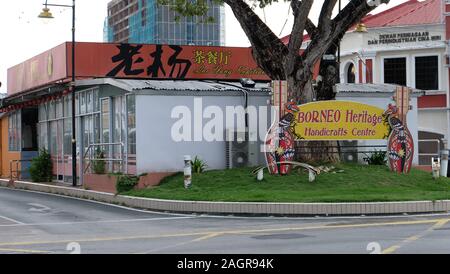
left=361, top=0, right=441, bottom=28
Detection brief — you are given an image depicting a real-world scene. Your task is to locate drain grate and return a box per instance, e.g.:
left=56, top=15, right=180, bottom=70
left=251, top=233, right=311, bottom=240
left=433, top=227, right=450, bottom=231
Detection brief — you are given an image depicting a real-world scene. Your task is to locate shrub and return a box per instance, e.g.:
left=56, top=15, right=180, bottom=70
left=92, top=148, right=106, bottom=174
left=116, top=175, right=139, bottom=193
left=363, top=150, right=387, bottom=166
left=29, top=148, right=53, bottom=182
left=191, top=156, right=208, bottom=174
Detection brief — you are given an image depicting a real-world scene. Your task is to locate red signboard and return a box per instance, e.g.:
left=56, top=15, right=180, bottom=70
left=7, top=43, right=68, bottom=96
left=7, top=42, right=269, bottom=96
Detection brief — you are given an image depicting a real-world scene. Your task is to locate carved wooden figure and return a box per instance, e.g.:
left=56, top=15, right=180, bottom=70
left=385, top=87, right=414, bottom=174
left=265, top=101, right=298, bottom=175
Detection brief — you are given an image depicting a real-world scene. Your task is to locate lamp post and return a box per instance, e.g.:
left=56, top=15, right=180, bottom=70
left=337, top=0, right=341, bottom=65
left=39, top=0, right=77, bottom=187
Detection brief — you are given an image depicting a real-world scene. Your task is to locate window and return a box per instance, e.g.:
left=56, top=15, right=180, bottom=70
left=38, top=88, right=100, bottom=158
left=347, top=63, right=356, bottom=84
left=39, top=122, right=48, bottom=150
left=416, top=56, right=438, bottom=90
left=101, top=98, right=111, bottom=144
left=127, top=95, right=136, bottom=155
left=50, top=121, right=57, bottom=155
left=8, top=111, right=21, bottom=151
left=384, top=57, right=407, bottom=86
left=63, top=119, right=72, bottom=155
left=48, top=101, right=56, bottom=120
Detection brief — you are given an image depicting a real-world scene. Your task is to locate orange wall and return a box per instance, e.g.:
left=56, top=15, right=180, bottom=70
left=1, top=116, right=21, bottom=178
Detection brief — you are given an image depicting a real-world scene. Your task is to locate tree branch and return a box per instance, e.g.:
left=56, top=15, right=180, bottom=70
left=290, top=1, right=316, bottom=37
left=305, top=19, right=317, bottom=38
left=289, top=0, right=317, bottom=39
left=304, top=0, right=390, bottom=66
left=223, top=0, right=288, bottom=79
left=318, top=0, right=337, bottom=26
left=288, top=0, right=314, bottom=56
left=283, top=0, right=313, bottom=78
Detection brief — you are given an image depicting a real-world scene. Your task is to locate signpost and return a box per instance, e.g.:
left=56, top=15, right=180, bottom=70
left=292, top=101, right=390, bottom=140
left=265, top=87, right=415, bottom=175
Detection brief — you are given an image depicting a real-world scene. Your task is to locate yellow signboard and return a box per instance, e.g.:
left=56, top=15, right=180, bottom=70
left=293, top=101, right=390, bottom=140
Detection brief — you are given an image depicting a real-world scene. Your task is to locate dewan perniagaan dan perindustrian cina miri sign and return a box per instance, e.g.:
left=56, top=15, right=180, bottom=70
left=293, top=101, right=390, bottom=140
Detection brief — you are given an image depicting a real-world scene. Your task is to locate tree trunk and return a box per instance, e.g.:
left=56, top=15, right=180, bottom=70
left=287, top=76, right=314, bottom=104
left=294, top=46, right=341, bottom=164
left=316, top=44, right=339, bottom=101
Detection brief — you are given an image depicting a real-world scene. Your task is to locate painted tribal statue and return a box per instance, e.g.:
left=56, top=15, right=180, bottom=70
left=384, top=104, right=414, bottom=174
left=265, top=101, right=298, bottom=175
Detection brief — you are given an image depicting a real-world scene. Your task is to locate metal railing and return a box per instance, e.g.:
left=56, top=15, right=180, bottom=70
left=9, top=159, right=32, bottom=181
left=82, top=142, right=125, bottom=177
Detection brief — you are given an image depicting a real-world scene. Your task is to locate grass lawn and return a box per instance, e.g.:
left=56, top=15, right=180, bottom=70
left=123, top=164, right=450, bottom=203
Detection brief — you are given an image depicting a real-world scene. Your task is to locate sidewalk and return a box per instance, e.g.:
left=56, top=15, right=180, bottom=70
left=1, top=178, right=449, bottom=216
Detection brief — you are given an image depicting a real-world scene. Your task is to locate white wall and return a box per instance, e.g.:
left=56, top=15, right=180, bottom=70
left=336, top=95, right=420, bottom=165
left=418, top=109, right=448, bottom=136
left=338, top=24, right=448, bottom=92
left=135, top=94, right=271, bottom=173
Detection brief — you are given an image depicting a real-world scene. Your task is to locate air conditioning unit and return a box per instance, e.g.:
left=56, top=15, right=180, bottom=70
left=225, top=129, right=259, bottom=169
left=340, top=140, right=358, bottom=163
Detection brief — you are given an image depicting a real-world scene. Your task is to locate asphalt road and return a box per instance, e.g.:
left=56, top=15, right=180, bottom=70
left=0, top=187, right=449, bottom=254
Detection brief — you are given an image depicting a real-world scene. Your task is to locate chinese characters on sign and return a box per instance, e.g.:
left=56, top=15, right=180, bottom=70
left=107, top=44, right=191, bottom=78
left=7, top=42, right=270, bottom=95
left=192, top=49, right=234, bottom=77
left=105, top=44, right=266, bottom=80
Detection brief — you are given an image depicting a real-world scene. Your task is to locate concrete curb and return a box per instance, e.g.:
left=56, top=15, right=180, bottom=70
left=1, top=179, right=449, bottom=216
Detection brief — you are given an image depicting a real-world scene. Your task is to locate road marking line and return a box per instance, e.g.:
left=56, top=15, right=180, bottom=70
left=0, top=216, right=197, bottom=228
left=0, top=186, right=193, bottom=217
left=28, top=203, right=51, bottom=213
left=382, top=218, right=450, bottom=254
left=0, top=218, right=445, bottom=248
left=136, top=232, right=224, bottom=254
left=190, top=232, right=223, bottom=243
left=0, top=215, right=26, bottom=225
left=3, top=185, right=450, bottom=221
left=0, top=248, right=52, bottom=254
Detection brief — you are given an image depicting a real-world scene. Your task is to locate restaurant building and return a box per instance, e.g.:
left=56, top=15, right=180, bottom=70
left=0, top=42, right=272, bottom=190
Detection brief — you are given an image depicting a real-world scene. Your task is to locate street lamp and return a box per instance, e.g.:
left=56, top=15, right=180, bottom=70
left=39, top=0, right=77, bottom=187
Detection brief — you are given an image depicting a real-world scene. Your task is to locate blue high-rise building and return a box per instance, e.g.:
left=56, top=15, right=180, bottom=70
left=104, top=0, right=225, bottom=46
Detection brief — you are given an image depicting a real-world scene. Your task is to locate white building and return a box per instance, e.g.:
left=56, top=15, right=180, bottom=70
left=311, top=0, right=449, bottom=166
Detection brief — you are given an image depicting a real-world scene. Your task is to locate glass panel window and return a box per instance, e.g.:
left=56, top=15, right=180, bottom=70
left=80, top=92, right=86, bottom=114
left=56, top=99, right=63, bottom=119
left=63, top=119, right=72, bottom=155
left=416, top=56, right=439, bottom=90
left=64, top=96, right=72, bottom=118
left=48, top=101, right=56, bottom=120
left=127, top=95, right=136, bottom=155
left=39, top=122, right=48, bottom=150
left=114, top=97, right=122, bottom=144
left=93, top=89, right=99, bottom=112
left=50, top=121, right=57, bottom=155
left=101, top=98, right=110, bottom=144
left=8, top=111, right=21, bottom=151
left=75, top=93, right=80, bottom=115
left=384, top=57, right=407, bottom=86
left=39, top=103, right=47, bottom=122
left=87, top=90, right=93, bottom=113
left=94, top=114, right=101, bottom=144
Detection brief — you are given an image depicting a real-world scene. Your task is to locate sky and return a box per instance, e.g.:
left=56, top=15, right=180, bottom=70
left=0, top=0, right=409, bottom=94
